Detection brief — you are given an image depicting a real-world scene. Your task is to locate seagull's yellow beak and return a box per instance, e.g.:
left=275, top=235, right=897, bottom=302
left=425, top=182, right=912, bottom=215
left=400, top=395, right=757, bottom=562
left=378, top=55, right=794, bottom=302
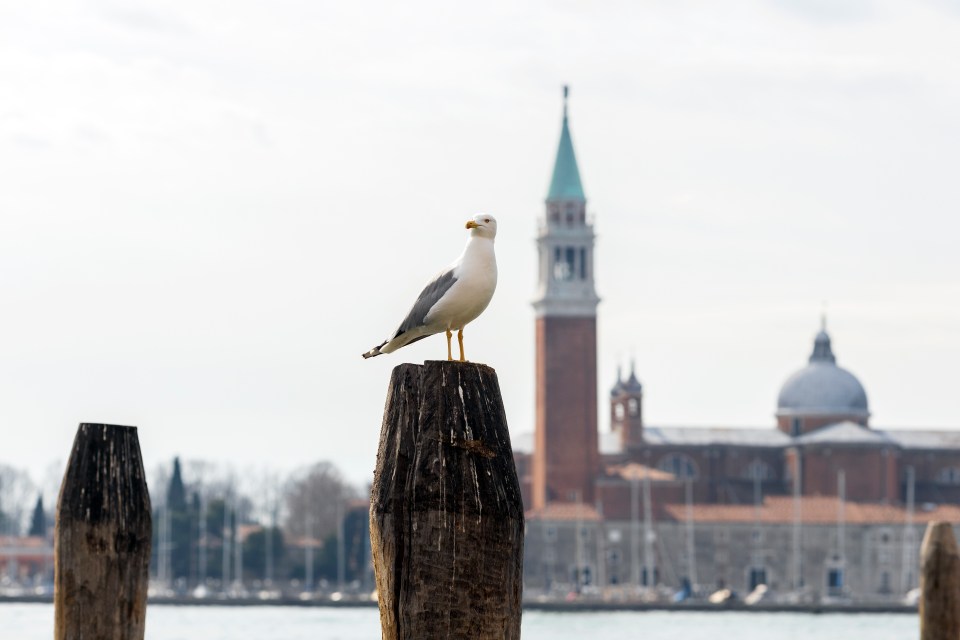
left=465, top=220, right=479, bottom=229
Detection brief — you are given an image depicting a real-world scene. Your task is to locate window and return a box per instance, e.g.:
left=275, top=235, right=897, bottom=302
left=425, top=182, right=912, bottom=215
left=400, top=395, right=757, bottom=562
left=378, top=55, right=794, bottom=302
left=744, top=459, right=775, bottom=481
left=614, top=403, right=625, bottom=421
left=791, top=417, right=802, bottom=437
left=553, top=246, right=574, bottom=281
left=579, top=247, right=587, bottom=279
left=749, top=567, right=767, bottom=590
left=628, top=398, right=639, bottom=417
left=657, top=454, right=698, bottom=479
left=879, top=571, right=891, bottom=594
left=936, top=467, right=960, bottom=485
left=827, top=568, right=844, bottom=594
left=641, top=567, right=659, bottom=586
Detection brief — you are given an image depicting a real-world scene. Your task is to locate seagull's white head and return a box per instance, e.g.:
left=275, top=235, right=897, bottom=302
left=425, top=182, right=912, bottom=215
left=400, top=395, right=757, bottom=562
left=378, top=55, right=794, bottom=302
left=465, top=214, right=498, bottom=240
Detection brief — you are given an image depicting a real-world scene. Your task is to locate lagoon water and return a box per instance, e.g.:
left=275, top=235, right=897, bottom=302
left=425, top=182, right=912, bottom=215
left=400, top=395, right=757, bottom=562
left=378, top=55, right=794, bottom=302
left=2, top=604, right=916, bottom=639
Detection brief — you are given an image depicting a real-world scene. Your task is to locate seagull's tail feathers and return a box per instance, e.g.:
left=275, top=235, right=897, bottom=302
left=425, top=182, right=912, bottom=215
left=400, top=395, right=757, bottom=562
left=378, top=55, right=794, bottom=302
left=362, top=340, right=388, bottom=359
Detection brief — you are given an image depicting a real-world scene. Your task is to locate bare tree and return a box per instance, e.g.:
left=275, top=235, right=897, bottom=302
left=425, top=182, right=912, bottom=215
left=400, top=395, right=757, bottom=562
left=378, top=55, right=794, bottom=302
left=283, top=462, right=357, bottom=540
left=0, top=464, right=37, bottom=536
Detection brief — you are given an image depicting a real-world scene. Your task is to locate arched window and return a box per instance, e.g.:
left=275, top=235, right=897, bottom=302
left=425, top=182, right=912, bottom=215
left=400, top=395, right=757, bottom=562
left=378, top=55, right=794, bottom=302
left=553, top=246, right=575, bottom=281
left=936, top=467, right=960, bottom=485
left=614, top=403, right=625, bottom=421
left=743, top=459, right=775, bottom=481
left=657, top=454, right=698, bottom=479
left=627, top=398, right=639, bottom=417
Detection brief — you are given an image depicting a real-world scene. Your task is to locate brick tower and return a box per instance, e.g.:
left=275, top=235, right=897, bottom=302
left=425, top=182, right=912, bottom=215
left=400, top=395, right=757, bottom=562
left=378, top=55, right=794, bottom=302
left=611, top=361, right=644, bottom=450
left=532, top=87, right=601, bottom=509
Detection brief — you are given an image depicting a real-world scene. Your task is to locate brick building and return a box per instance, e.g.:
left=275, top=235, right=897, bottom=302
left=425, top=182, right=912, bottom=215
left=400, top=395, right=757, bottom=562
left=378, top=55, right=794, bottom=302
left=514, top=89, right=960, bottom=601
left=0, top=536, right=53, bottom=587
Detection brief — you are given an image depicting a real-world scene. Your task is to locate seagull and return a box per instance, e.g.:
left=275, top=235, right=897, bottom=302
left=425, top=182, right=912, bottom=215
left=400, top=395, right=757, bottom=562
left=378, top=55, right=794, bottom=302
left=362, top=214, right=498, bottom=362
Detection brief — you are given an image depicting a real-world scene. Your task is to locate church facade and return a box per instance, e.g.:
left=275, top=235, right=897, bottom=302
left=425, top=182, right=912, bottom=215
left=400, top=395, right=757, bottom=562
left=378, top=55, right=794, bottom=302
left=514, top=90, right=960, bottom=601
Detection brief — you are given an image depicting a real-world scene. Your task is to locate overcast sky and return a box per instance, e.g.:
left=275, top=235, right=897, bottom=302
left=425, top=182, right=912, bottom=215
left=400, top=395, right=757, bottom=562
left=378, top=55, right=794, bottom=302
left=2, top=0, right=959, bottom=495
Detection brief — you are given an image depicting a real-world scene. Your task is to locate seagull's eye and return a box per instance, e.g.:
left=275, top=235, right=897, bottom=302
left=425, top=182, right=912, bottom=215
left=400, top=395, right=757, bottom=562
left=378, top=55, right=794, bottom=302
left=484, top=218, right=490, bottom=223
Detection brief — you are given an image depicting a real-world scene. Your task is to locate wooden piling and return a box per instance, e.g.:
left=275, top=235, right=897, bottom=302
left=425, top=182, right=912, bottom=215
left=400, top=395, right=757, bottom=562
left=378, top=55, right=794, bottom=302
left=370, top=361, right=525, bottom=640
left=55, top=423, right=152, bottom=640
left=920, top=521, right=960, bottom=640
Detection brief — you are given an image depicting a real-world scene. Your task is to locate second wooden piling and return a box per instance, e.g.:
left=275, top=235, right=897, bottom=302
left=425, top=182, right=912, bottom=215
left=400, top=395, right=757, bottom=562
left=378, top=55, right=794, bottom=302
left=55, top=423, right=152, bottom=640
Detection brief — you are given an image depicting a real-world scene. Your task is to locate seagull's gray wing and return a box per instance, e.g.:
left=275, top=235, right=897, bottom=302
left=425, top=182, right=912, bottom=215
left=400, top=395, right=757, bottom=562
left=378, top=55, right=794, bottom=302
left=391, top=268, right=458, bottom=339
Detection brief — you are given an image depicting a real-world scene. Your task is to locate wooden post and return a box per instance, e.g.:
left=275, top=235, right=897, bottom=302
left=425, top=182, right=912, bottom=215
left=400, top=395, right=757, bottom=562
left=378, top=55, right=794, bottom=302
left=55, top=423, right=152, bottom=640
left=370, top=361, right=524, bottom=640
left=920, top=521, right=960, bottom=640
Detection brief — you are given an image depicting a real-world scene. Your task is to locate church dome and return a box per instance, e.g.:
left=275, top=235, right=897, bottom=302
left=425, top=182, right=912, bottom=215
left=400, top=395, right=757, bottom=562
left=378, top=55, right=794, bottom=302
left=776, top=326, right=869, bottom=418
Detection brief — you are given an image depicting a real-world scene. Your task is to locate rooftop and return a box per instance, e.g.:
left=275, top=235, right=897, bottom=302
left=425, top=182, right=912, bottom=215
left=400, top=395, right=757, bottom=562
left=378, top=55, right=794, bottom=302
left=660, top=495, right=960, bottom=525
left=794, top=421, right=893, bottom=446
left=526, top=502, right=602, bottom=522
left=514, top=425, right=960, bottom=455
left=546, top=86, right=585, bottom=201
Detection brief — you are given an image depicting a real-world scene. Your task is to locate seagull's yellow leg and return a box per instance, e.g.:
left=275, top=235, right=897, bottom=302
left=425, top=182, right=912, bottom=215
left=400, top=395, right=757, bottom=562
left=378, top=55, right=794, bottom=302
left=446, top=330, right=453, bottom=361
left=458, top=329, right=466, bottom=362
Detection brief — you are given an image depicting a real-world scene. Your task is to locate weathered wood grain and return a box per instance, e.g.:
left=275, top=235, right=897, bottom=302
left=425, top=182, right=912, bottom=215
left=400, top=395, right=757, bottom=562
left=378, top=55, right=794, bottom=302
left=55, top=423, right=152, bottom=640
left=920, top=521, right=960, bottom=640
left=370, top=361, right=524, bottom=640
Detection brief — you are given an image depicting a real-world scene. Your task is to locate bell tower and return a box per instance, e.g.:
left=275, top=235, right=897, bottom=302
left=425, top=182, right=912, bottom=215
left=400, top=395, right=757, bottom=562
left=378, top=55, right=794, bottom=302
left=611, top=361, right=644, bottom=449
left=532, top=86, right=600, bottom=509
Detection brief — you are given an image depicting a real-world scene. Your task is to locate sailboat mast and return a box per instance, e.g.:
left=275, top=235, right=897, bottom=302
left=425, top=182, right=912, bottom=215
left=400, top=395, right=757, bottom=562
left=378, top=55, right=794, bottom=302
left=685, top=478, right=697, bottom=588
left=838, top=470, right=846, bottom=567
left=900, top=465, right=916, bottom=593
left=631, top=475, right=640, bottom=589
left=792, top=449, right=802, bottom=590
left=643, top=469, right=654, bottom=587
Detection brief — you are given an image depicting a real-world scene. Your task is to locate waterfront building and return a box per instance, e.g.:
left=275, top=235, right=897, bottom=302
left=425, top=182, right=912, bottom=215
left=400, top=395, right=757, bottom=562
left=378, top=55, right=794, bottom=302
left=0, top=536, right=52, bottom=587
left=515, top=89, right=960, bottom=602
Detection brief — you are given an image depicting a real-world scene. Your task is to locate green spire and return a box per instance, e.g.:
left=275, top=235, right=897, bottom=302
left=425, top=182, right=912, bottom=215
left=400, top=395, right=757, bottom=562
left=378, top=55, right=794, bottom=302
left=547, top=85, right=585, bottom=202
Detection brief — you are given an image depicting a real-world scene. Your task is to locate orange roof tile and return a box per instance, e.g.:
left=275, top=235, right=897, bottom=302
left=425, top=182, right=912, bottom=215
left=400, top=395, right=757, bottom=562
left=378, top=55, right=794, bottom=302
left=660, top=495, right=960, bottom=525
left=526, top=503, right=602, bottom=522
left=605, top=462, right=675, bottom=482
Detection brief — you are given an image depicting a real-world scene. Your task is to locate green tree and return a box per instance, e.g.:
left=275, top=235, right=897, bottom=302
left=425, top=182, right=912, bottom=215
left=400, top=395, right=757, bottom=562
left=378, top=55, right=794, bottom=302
left=154, top=457, right=196, bottom=584
left=28, top=495, right=46, bottom=537
left=167, top=458, right=187, bottom=511
left=243, top=526, right=286, bottom=582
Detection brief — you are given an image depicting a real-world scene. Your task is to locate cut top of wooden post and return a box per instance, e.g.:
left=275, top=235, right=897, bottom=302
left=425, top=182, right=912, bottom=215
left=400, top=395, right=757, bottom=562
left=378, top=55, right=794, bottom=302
left=372, top=360, right=524, bottom=521
left=59, top=423, right=151, bottom=526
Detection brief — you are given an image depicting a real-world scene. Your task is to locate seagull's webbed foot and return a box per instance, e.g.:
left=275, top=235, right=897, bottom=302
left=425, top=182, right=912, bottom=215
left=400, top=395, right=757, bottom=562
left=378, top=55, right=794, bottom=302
left=446, top=330, right=453, bottom=361
left=458, top=329, right=466, bottom=362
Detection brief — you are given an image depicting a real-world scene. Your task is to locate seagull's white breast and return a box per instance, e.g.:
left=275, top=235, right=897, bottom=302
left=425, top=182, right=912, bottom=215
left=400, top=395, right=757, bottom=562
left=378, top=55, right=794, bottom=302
left=424, top=236, right=497, bottom=331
